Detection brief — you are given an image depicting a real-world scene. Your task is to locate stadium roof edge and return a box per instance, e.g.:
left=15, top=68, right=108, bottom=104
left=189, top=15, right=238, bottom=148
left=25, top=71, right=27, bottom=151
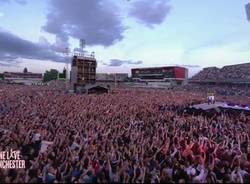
left=131, top=66, right=187, bottom=70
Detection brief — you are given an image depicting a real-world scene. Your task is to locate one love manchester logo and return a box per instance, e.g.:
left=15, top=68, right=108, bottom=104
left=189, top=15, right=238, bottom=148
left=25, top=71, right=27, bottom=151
left=0, top=149, right=25, bottom=169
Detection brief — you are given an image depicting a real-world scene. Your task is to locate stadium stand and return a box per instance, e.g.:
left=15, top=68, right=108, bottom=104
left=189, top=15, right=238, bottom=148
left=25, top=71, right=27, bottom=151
left=191, top=67, right=220, bottom=81
left=191, top=63, right=250, bottom=83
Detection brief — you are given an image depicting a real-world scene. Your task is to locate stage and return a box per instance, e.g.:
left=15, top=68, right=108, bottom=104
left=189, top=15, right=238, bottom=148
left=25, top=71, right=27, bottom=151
left=192, top=102, right=250, bottom=111
left=186, top=102, right=250, bottom=116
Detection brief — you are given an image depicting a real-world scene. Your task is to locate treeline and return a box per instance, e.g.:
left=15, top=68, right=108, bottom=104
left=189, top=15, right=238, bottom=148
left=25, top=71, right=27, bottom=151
left=43, top=68, right=66, bottom=82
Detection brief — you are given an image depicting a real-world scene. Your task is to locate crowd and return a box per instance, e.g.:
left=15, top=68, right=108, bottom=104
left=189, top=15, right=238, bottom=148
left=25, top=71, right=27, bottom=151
left=191, top=63, right=250, bottom=82
left=218, top=64, right=250, bottom=81
left=177, top=84, right=250, bottom=98
left=0, top=84, right=250, bottom=183
left=191, top=67, right=220, bottom=81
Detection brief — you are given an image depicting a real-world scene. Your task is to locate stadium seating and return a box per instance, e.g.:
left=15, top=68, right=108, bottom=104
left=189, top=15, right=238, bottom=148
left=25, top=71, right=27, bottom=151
left=191, top=63, right=250, bottom=82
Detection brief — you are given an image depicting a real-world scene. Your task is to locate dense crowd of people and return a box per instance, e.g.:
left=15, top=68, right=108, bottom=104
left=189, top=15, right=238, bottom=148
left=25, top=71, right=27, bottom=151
left=176, top=84, right=250, bottom=98
left=0, top=84, right=250, bottom=183
left=191, top=63, right=250, bottom=82
left=191, top=67, right=220, bottom=81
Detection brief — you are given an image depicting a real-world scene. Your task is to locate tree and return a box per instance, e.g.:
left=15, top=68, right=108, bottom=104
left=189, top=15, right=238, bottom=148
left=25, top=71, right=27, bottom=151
left=43, top=69, right=59, bottom=82
left=0, top=73, right=4, bottom=80
left=58, top=68, right=66, bottom=79
left=23, top=67, right=28, bottom=73
left=63, top=68, right=66, bottom=78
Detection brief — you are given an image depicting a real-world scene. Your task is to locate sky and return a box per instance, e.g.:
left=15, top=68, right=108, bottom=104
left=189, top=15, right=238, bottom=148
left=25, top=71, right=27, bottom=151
left=0, top=0, right=250, bottom=77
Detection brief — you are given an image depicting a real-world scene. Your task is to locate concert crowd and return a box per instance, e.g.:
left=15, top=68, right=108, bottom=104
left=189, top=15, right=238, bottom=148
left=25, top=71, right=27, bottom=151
left=176, top=84, right=250, bottom=98
left=0, top=84, right=250, bottom=183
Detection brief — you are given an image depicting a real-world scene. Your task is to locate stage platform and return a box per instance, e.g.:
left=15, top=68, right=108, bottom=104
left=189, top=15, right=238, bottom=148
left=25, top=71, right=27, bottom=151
left=192, top=102, right=225, bottom=110
left=192, top=102, right=250, bottom=111
left=186, top=102, right=250, bottom=116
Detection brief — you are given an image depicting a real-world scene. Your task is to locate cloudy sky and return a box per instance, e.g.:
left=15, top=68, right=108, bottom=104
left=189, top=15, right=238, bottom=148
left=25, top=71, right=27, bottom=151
left=0, top=0, right=250, bottom=76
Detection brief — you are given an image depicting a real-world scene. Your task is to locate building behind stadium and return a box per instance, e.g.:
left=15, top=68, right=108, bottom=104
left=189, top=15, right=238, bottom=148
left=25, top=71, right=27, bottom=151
left=3, top=69, right=43, bottom=85
left=96, top=73, right=129, bottom=82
